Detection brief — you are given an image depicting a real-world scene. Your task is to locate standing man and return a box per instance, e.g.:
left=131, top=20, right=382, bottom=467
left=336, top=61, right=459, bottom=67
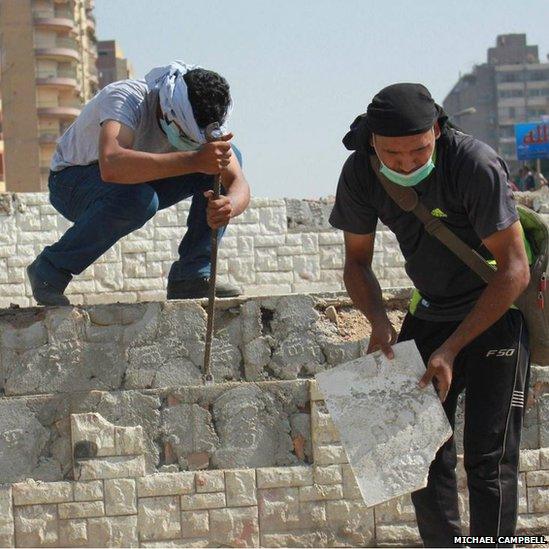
left=27, top=61, right=250, bottom=305
left=330, top=84, right=530, bottom=546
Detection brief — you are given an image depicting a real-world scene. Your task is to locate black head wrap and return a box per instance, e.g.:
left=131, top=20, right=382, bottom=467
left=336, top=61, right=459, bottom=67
left=343, top=83, right=449, bottom=151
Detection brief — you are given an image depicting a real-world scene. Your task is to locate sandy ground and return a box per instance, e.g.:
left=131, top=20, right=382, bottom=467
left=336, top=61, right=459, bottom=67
left=332, top=306, right=407, bottom=341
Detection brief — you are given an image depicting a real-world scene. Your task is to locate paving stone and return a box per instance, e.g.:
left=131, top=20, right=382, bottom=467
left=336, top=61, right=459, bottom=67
left=180, top=492, right=226, bottom=510
left=138, top=496, right=181, bottom=542
left=376, top=523, right=422, bottom=546
left=59, top=519, right=88, bottom=547
left=105, top=479, right=137, bottom=515
left=526, top=470, right=549, bottom=487
left=299, top=484, right=343, bottom=501
left=316, top=340, right=452, bottom=507
left=87, top=515, right=138, bottom=548
left=195, top=470, right=225, bottom=493
left=527, top=486, right=549, bottom=513
left=225, top=469, right=257, bottom=506
left=137, top=472, right=195, bottom=497
left=520, top=449, right=541, bottom=471
left=209, top=507, right=259, bottom=547
left=73, top=480, right=103, bottom=501
left=180, top=510, right=209, bottom=538
left=14, top=504, right=58, bottom=548
left=313, top=465, right=342, bottom=485
left=0, top=485, right=14, bottom=548
left=75, top=455, right=146, bottom=480
left=58, top=500, right=105, bottom=519
left=256, top=466, right=313, bottom=488
left=12, top=479, right=73, bottom=506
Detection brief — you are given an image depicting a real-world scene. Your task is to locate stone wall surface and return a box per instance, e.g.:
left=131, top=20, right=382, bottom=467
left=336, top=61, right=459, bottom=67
left=0, top=384, right=546, bottom=548
left=0, top=193, right=411, bottom=308
left=0, top=293, right=547, bottom=546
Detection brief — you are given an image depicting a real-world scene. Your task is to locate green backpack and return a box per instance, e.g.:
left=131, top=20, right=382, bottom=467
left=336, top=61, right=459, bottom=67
left=515, top=205, right=549, bottom=365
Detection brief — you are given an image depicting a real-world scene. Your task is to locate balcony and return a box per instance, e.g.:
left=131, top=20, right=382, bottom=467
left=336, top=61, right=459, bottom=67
left=36, top=72, right=78, bottom=90
left=86, top=13, right=96, bottom=31
left=33, top=10, right=74, bottom=32
left=38, top=131, right=60, bottom=145
left=38, top=100, right=81, bottom=119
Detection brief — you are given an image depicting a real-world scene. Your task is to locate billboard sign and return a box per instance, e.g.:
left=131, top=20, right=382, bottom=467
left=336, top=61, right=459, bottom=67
left=515, top=121, right=549, bottom=160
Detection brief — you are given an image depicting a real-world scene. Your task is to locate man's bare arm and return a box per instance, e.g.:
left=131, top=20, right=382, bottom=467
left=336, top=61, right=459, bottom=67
left=343, top=231, right=396, bottom=357
left=420, top=221, right=530, bottom=401
left=204, top=153, right=251, bottom=228
left=98, top=120, right=233, bottom=184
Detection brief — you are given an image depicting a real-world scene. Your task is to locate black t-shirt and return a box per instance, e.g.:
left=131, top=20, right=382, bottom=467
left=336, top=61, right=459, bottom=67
left=329, top=128, right=519, bottom=321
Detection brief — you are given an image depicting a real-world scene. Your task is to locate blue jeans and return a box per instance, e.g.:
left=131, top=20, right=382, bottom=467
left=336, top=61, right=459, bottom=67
left=37, top=148, right=241, bottom=290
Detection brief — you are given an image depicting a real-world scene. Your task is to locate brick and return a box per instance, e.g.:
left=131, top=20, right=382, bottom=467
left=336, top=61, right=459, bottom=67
left=137, top=472, right=195, bottom=497
left=105, top=479, right=137, bottom=516
left=528, top=486, right=549, bottom=513
left=342, top=464, right=362, bottom=500
left=180, top=510, right=209, bottom=538
left=87, top=515, right=138, bottom=547
left=12, top=479, right=73, bottom=506
left=74, top=480, right=103, bottom=501
left=58, top=501, right=105, bottom=520
left=256, top=466, right=313, bottom=488
left=138, top=496, right=180, bottom=542
left=541, top=447, right=549, bottom=469
left=140, top=538, right=209, bottom=548
left=315, top=444, right=348, bottom=465
left=225, top=469, right=257, bottom=506
left=520, top=449, right=541, bottom=471
left=376, top=523, right=421, bottom=546
left=374, top=494, right=416, bottom=524
left=180, top=492, right=226, bottom=510
left=516, top=514, right=549, bottom=534
left=299, top=484, right=343, bottom=501
left=14, top=504, right=58, bottom=547
left=75, top=455, right=146, bottom=480
left=526, top=470, right=549, bottom=487
left=313, top=465, right=342, bottom=485
left=195, top=470, right=225, bottom=493
left=0, top=486, right=14, bottom=547
left=257, top=487, right=300, bottom=532
left=209, top=507, right=259, bottom=548
left=59, top=519, right=88, bottom=547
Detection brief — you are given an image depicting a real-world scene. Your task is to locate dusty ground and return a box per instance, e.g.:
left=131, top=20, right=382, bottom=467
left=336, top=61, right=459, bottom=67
left=330, top=306, right=407, bottom=341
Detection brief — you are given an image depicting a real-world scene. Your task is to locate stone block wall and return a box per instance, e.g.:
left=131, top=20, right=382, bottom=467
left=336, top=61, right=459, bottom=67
left=0, top=385, right=547, bottom=548
left=0, top=193, right=410, bottom=308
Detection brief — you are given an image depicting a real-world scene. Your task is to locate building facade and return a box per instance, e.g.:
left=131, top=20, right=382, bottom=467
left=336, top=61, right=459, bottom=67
left=0, top=0, right=98, bottom=192
left=97, top=39, right=133, bottom=89
left=443, top=34, right=549, bottom=174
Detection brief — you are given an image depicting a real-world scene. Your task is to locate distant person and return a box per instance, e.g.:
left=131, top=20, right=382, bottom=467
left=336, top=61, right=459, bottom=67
left=27, top=61, right=250, bottom=305
left=534, top=169, right=548, bottom=189
left=523, top=165, right=536, bottom=191
left=330, top=84, right=530, bottom=546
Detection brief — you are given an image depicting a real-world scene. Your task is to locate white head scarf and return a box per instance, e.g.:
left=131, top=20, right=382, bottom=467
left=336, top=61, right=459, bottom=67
left=144, top=60, right=230, bottom=144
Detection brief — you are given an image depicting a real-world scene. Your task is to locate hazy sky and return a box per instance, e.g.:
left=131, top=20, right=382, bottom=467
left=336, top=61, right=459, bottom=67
left=94, top=0, right=549, bottom=199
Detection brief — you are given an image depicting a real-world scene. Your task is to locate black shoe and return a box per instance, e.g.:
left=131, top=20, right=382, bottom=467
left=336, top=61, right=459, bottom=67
left=26, top=260, right=70, bottom=306
left=167, top=277, right=241, bottom=299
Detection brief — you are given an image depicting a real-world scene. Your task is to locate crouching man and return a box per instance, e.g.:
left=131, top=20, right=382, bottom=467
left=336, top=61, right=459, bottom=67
left=28, top=60, right=250, bottom=305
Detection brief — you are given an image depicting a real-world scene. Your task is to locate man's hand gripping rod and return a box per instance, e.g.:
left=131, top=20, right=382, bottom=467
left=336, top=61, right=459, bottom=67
left=202, top=122, right=224, bottom=385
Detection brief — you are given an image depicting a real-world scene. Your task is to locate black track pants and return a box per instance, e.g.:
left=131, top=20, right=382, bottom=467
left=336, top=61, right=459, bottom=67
left=398, top=309, right=530, bottom=548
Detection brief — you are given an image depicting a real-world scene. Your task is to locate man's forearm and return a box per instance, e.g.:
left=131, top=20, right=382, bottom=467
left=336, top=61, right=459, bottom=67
left=443, top=266, right=529, bottom=355
left=344, top=259, right=388, bottom=325
left=100, top=148, right=198, bottom=184
left=224, top=175, right=250, bottom=218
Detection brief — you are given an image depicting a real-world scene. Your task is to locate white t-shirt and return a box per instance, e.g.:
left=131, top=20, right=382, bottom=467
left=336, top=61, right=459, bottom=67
left=50, top=79, right=175, bottom=171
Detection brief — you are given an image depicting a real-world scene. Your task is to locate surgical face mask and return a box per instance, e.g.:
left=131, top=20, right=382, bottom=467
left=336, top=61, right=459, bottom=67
left=159, top=118, right=201, bottom=151
left=374, top=138, right=436, bottom=187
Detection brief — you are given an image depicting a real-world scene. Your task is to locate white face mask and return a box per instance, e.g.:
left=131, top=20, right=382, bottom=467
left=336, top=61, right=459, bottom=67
left=159, top=118, right=201, bottom=151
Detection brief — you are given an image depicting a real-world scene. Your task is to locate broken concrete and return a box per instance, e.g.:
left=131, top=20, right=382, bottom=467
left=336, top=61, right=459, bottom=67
left=316, top=340, right=452, bottom=507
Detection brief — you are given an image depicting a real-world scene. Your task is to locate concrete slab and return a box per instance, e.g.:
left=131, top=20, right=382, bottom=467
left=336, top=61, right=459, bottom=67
left=315, top=340, right=452, bottom=507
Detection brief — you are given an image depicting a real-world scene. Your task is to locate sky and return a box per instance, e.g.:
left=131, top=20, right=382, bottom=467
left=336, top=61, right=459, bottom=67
left=94, top=0, right=549, bottom=199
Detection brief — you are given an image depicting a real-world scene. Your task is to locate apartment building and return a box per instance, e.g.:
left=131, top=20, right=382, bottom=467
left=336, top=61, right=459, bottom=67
left=97, top=39, right=133, bottom=89
left=0, top=0, right=98, bottom=192
left=443, top=34, right=549, bottom=173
